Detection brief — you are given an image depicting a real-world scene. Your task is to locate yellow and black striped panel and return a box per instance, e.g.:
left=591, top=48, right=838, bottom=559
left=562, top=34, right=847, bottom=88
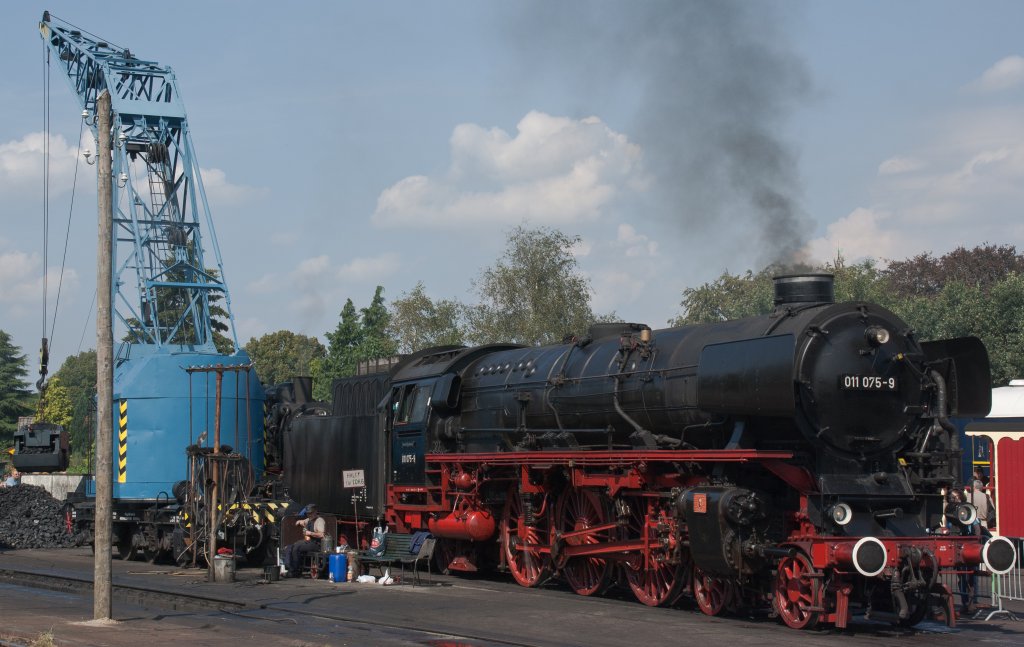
left=117, top=399, right=128, bottom=483
left=217, top=500, right=291, bottom=523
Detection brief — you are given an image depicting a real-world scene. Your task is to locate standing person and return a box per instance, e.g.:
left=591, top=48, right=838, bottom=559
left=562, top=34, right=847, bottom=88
left=947, top=487, right=980, bottom=615
left=968, top=481, right=992, bottom=533
left=283, top=504, right=326, bottom=577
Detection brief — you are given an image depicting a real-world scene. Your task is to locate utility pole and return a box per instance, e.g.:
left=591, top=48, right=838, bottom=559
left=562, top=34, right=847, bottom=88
left=209, top=366, right=223, bottom=579
left=94, top=90, right=113, bottom=621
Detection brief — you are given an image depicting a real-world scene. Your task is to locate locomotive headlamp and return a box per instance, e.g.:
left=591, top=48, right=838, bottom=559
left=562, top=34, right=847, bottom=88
left=864, top=326, right=891, bottom=346
left=830, top=502, right=853, bottom=526
left=955, top=502, right=978, bottom=526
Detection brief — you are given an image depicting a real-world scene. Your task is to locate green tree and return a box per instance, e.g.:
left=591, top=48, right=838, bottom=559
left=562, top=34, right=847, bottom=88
left=0, top=330, right=32, bottom=445
left=37, top=376, right=73, bottom=429
left=311, top=287, right=399, bottom=400
left=51, top=350, right=97, bottom=460
left=467, top=225, right=602, bottom=345
left=674, top=257, right=890, bottom=326
left=388, top=282, right=466, bottom=353
left=245, top=331, right=326, bottom=386
left=359, top=285, right=399, bottom=361
left=673, top=268, right=776, bottom=325
left=899, top=276, right=1024, bottom=386
left=884, top=244, right=1024, bottom=299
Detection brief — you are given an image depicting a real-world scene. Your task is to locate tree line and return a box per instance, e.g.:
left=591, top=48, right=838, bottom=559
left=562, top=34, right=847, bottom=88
left=3, top=231, right=1023, bottom=469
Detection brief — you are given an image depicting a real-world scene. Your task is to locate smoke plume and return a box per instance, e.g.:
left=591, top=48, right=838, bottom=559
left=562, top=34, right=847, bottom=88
left=505, top=1, right=813, bottom=267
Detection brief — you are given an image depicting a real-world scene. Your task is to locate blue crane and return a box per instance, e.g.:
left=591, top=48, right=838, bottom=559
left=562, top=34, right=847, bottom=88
left=39, top=11, right=264, bottom=521
left=40, top=13, right=235, bottom=350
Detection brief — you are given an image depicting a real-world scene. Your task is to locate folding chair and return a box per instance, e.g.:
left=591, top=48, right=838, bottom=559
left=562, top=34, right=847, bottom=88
left=399, top=537, right=436, bottom=585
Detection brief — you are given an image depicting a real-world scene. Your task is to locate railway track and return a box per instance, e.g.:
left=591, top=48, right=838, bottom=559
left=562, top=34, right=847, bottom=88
left=3, top=549, right=1021, bottom=647
left=0, top=565, right=550, bottom=647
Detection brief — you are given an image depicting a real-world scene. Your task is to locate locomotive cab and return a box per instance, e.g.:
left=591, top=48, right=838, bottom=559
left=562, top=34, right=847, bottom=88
left=389, top=382, right=431, bottom=485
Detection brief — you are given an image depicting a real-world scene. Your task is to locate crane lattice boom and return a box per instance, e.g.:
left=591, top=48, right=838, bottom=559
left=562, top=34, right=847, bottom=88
left=40, top=12, right=237, bottom=351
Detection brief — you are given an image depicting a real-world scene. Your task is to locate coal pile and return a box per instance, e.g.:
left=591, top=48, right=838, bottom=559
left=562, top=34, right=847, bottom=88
left=0, top=484, right=76, bottom=549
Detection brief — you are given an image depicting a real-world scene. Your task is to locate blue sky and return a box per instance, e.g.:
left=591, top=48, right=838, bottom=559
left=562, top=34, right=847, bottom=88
left=2, top=1, right=1023, bottom=377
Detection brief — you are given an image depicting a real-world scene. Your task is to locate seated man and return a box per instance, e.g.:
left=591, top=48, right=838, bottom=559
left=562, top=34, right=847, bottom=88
left=283, top=503, right=326, bottom=577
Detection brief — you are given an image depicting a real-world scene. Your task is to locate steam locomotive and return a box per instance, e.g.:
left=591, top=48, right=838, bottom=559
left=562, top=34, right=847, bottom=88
left=272, top=273, right=1015, bottom=629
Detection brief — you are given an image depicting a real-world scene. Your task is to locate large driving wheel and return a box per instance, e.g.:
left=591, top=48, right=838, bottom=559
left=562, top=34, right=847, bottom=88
left=556, top=487, right=614, bottom=596
left=622, top=497, right=689, bottom=607
left=502, top=488, right=551, bottom=587
left=693, top=566, right=734, bottom=616
left=774, top=552, right=822, bottom=630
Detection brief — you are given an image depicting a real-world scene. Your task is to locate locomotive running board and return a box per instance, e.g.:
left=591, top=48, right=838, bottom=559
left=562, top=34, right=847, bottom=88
left=425, top=449, right=793, bottom=466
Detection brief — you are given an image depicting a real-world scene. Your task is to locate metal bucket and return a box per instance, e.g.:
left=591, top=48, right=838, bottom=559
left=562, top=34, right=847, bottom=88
left=213, top=555, right=236, bottom=583
left=263, top=564, right=280, bottom=582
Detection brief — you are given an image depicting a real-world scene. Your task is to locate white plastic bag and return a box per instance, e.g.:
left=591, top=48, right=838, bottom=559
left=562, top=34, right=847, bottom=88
left=356, top=574, right=377, bottom=584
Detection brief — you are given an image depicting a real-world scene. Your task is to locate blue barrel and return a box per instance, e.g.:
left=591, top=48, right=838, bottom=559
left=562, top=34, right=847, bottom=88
left=329, top=553, right=348, bottom=583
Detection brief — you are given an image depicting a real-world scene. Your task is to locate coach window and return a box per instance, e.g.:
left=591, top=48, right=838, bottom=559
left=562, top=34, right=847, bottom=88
left=396, top=385, right=430, bottom=425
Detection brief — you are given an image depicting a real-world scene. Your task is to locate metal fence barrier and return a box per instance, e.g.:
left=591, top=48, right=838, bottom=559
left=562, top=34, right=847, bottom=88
left=989, top=536, right=1023, bottom=620
left=937, top=536, right=1022, bottom=621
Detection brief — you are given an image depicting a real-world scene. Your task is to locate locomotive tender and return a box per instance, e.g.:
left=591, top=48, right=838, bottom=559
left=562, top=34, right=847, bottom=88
left=273, top=274, right=1016, bottom=629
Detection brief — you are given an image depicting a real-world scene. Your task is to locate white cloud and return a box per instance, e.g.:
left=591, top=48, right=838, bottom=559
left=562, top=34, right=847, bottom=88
left=803, top=208, right=901, bottom=265
left=967, top=55, right=1024, bottom=93
left=295, top=255, right=331, bottom=278
left=878, top=156, right=924, bottom=176
left=338, top=253, right=401, bottom=281
left=372, top=111, right=646, bottom=227
left=806, top=100, right=1024, bottom=264
left=0, top=249, right=80, bottom=316
left=245, top=253, right=404, bottom=332
left=616, top=223, right=658, bottom=258
left=200, top=167, right=269, bottom=206
left=0, top=132, right=80, bottom=191
left=236, top=316, right=270, bottom=345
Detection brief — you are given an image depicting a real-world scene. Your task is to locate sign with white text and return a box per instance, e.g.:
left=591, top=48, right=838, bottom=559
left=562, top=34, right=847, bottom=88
left=342, top=469, right=365, bottom=488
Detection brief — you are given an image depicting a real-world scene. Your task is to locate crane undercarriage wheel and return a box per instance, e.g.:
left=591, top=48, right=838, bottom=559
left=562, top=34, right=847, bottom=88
left=116, top=533, right=139, bottom=561
left=555, top=487, right=614, bottom=596
left=621, top=497, right=690, bottom=607
left=62, top=504, right=74, bottom=535
left=693, top=566, right=736, bottom=616
left=773, top=552, right=822, bottom=630
left=502, top=488, right=551, bottom=587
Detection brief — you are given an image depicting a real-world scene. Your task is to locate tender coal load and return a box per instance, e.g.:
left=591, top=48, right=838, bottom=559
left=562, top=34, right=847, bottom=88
left=0, top=485, right=75, bottom=549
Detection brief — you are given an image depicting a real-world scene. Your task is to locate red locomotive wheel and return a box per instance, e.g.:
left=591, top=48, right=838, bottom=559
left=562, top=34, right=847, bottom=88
left=622, top=497, right=689, bottom=607
left=693, top=567, right=734, bottom=616
left=556, top=487, right=614, bottom=596
left=502, top=489, right=551, bottom=587
left=773, top=552, right=822, bottom=630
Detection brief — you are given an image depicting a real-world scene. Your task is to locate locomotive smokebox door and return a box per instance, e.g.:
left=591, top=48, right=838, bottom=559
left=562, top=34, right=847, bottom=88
left=679, top=487, right=768, bottom=577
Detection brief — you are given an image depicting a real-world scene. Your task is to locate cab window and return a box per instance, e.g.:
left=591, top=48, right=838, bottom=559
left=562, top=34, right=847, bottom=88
left=395, top=384, right=429, bottom=425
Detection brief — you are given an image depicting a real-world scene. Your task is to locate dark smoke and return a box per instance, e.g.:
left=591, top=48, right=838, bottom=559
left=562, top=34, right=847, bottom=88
left=504, top=1, right=813, bottom=267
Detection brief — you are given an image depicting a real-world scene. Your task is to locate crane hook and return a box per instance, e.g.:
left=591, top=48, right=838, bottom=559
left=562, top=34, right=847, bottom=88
left=36, top=337, right=49, bottom=392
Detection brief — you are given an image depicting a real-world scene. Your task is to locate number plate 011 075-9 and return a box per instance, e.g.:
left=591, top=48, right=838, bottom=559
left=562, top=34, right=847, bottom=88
left=840, top=375, right=898, bottom=391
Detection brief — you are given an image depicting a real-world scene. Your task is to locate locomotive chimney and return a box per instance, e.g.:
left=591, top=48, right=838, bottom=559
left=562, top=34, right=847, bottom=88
left=773, top=273, right=834, bottom=307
